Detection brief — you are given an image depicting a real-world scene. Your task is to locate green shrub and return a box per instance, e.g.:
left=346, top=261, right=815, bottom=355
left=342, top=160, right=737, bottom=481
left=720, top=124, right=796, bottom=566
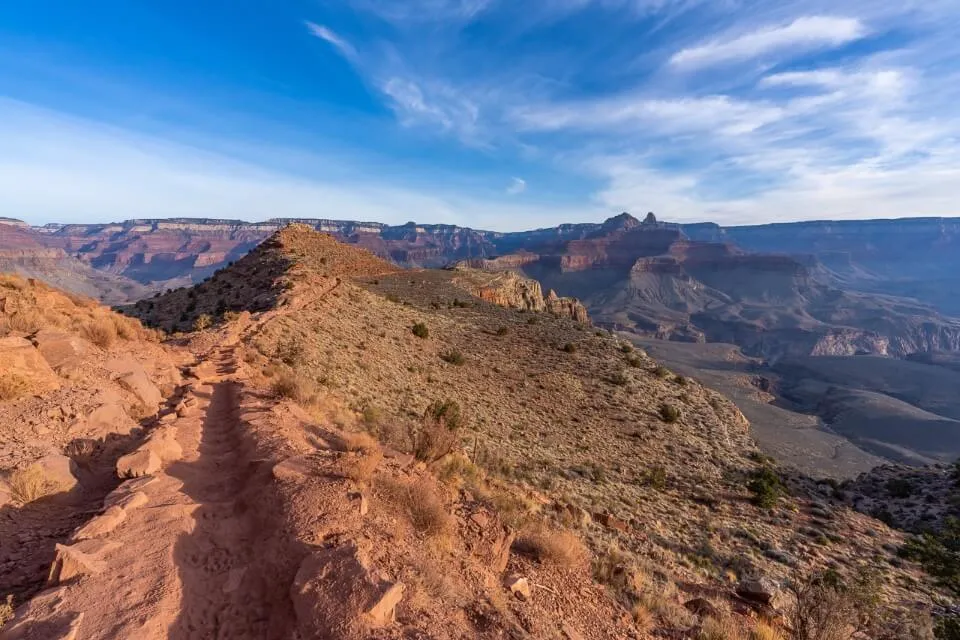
left=410, top=399, right=463, bottom=462
left=901, top=517, right=960, bottom=596
left=653, top=365, right=671, bottom=379
left=625, top=354, right=643, bottom=368
left=562, top=342, right=578, bottom=353
left=673, top=375, right=687, bottom=386
left=440, top=350, right=465, bottom=366
left=193, top=314, right=213, bottom=331
left=412, top=322, right=429, bottom=339
left=748, top=466, right=783, bottom=509
left=609, top=371, right=629, bottom=386
left=886, top=478, right=915, bottom=498
left=642, top=466, right=668, bottom=490
left=496, top=326, right=509, bottom=336
left=527, top=316, right=539, bottom=325
left=620, top=343, right=634, bottom=353
left=659, top=404, right=680, bottom=423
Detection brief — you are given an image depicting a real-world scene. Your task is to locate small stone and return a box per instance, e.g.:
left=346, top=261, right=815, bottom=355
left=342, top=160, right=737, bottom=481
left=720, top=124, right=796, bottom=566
left=737, top=577, right=779, bottom=605
left=505, top=574, right=531, bottom=601
left=366, top=582, right=405, bottom=627
left=116, top=450, right=161, bottom=478
left=72, top=506, right=126, bottom=541
left=470, top=511, right=490, bottom=528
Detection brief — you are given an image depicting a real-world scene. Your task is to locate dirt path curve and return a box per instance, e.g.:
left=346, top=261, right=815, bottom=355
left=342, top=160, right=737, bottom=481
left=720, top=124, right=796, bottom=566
left=2, top=333, right=298, bottom=639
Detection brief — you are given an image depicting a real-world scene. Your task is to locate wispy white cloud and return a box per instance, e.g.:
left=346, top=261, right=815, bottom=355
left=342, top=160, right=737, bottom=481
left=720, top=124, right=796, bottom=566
left=669, top=16, right=868, bottom=70
left=305, top=22, right=357, bottom=60
left=507, top=177, right=527, bottom=194
left=513, top=94, right=786, bottom=136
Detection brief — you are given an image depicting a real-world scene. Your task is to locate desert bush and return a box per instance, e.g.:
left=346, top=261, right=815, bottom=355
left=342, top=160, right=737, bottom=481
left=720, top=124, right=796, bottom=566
left=609, top=371, right=630, bottom=386
left=270, top=371, right=315, bottom=404
left=642, top=465, right=668, bottom=490
left=0, top=595, right=12, bottom=629
left=7, top=464, right=62, bottom=504
left=439, top=350, right=465, bottom=366
left=0, top=374, right=30, bottom=402
left=340, top=430, right=379, bottom=452
left=562, top=342, right=578, bottom=353
left=378, top=478, right=452, bottom=537
left=193, top=314, right=213, bottom=331
left=653, top=364, right=672, bottom=379
left=361, top=404, right=381, bottom=427
left=343, top=449, right=383, bottom=483
left=82, top=317, right=117, bottom=349
left=111, top=315, right=139, bottom=340
left=496, top=326, right=509, bottom=336
left=886, top=478, right=915, bottom=498
left=527, top=316, right=539, bottom=325
left=638, top=590, right=696, bottom=629
left=901, top=517, right=960, bottom=596
left=786, top=567, right=882, bottom=640
left=620, top=342, right=634, bottom=353
left=700, top=616, right=747, bottom=640
left=632, top=603, right=655, bottom=634
left=626, top=354, right=644, bottom=368
left=276, top=335, right=308, bottom=367
left=659, top=404, right=681, bottom=423
left=410, top=399, right=463, bottom=462
left=514, top=525, right=588, bottom=568
left=750, top=622, right=785, bottom=640
left=411, top=322, right=429, bottom=339
left=749, top=466, right=783, bottom=509
left=674, top=375, right=688, bottom=386
left=4, top=309, right=44, bottom=334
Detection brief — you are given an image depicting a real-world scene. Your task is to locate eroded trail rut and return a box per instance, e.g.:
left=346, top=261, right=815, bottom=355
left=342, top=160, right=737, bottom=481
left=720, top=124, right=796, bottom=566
left=2, top=344, right=300, bottom=639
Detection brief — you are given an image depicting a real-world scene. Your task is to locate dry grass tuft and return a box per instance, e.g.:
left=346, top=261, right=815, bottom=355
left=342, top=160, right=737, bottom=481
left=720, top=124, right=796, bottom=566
left=82, top=317, right=117, bottom=349
left=378, top=477, right=453, bottom=537
left=270, top=371, right=315, bottom=404
left=339, top=430, right=379, bottom=452
left=700, top=616, right=747, bottom=640
left=750, top=621, right=785, bottom=640
left=631, top=603, right=655, bottom=634
left=0, top=373, right=30, bottom=402
left=0, top=594, right=13, bottom=629
left=7, top=464, right=62, bottom=504
left=515, top=524, right=588, bottom=569
left=639, top=589, right=696, bottom=629
left=343, top=448, right=383, bottom=484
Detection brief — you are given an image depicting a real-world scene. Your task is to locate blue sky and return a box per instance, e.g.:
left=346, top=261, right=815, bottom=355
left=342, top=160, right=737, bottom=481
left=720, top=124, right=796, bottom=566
left=1, top=0, right=959, bottom=230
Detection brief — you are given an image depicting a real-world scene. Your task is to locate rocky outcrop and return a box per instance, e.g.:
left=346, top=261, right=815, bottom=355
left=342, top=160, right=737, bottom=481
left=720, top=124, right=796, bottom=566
left=452, top=268, right=590, bottom=323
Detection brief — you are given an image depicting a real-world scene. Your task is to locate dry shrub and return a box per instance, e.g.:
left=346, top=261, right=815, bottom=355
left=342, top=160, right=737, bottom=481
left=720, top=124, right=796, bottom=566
left=750, top=621, right=785, bottom=640
left=111, top=314, right=139, bottom=340
left=515, top=524, right=588, bottom=569
left=410, top=399, right=463, bottom=462
left=270, top=371, right=315, bottom=404
left=593, top=545, right=648, bottom=599
left=700, top=616, right=747, bottom=640
left=632, top=603, right=655, bottom=634
left=639, top=589, right=696, bottom=629
left=7, top=465, right=62, bottom=504
left=0, top=594, right=13, bottom=628
left=343, top=449, right=384, bottom=484
left=339, top=430, right=379, bottom=452
left=787, top=568, right=882, bottom=640
left=378, top=477, right=453, bottom=537
left=5, top=309, right=44, bottom=334
left=82, top=317, right=117, bottom=349
left=0, top=374, right=30, bottom=402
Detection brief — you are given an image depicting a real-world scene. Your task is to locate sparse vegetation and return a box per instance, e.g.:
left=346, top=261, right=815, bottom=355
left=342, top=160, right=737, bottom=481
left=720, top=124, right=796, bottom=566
left=82, top=317, right=117, bottom=349
left=495, top=326, right=509, bottom=336
left=886, top=477, right=915, bottom=498
left=0, top=373, right=30, bottom=402
left=785, top=567, right=883, bottom=640
left=439, top=350, right=465, bottom=365
left=515, top=525, right=588, bottom=568
left=748, top=466, right=783, bottom=509
left=653, top=364, right=672, bottom=379
left=410, top=399, right=463, bottom=462
left=378, top=477, right=453, bottom=537
left=641, top=465, right=668, bottom=490
left=699, top=616, right=746, bottom=640
left=659, top=403, right=681, bottom=423
left=343, top=448, right=383, bottom=483
left=411, top=322, right=429, bottom=339
left=901, top=517, right=960, bottom=596
left=270, top=371, right=315, bottom=404
left=0, top=595, right=12, bottom=629
left=562, top=342, right=578, bottom=353
left=609, top=371, right=629, bottom=386
left=192, top=313, right=213, bottom=331
left=7, top=464, right=62, bottom=504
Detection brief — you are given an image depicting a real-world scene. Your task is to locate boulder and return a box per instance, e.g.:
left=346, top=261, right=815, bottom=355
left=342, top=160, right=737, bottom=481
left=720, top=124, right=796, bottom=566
left=290, top=542, right=404, bottom=640
left=116, top=450, right=161, bottom=478
left=33, top=329, right=90, bottom=375
left=104, top=476, right=156, bottom=509
left=105, top=357, right=162, bottom=410
left=71, top=506, right=126, bottom=541
left=0, top=336, right=60, bottom=395
left=78, top=401, right=135, bottom=438
left=142, top=426, right=183, bottom=462
left=736, top=577, right=780, bottom=605
left=47, top=539, right=118, bottom=584
left=36, top=453, right=79, bottom=493
left=684, top=597, right=719, bottom=618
